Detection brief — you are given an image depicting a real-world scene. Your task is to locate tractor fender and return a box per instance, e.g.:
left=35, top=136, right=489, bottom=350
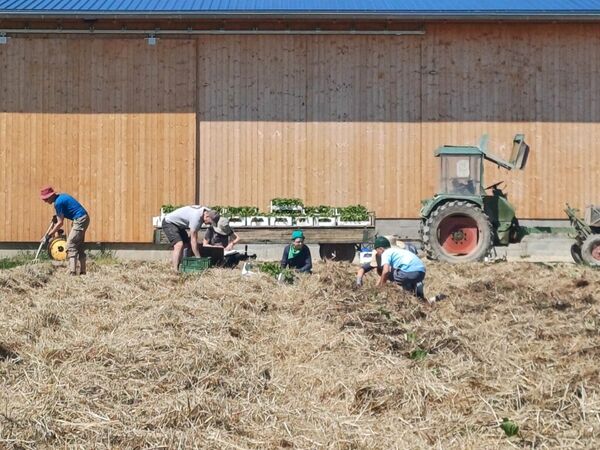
left=420, top=195, right=484, bottom=219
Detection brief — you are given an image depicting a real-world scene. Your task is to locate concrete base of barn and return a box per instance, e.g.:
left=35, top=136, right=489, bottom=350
left=0, top=219, right=576, bottom=263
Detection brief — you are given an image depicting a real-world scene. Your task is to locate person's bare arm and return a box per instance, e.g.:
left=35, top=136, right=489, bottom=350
left=225, top=232, right=240, bottom=251
left=46, top=215, right=64, bottom=238
left=377, top=264, right=391, bottom=287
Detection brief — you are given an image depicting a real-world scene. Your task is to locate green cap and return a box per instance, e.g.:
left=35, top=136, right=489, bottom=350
left=291, top=230, right=305, bottom=240
left=374, top=236, right=391, bottom=249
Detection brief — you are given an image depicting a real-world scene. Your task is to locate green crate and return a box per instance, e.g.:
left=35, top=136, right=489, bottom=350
left=180, top=257, right=212, bottom=273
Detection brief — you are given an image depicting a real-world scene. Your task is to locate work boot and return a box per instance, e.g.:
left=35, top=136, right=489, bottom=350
left=79, top=255, right=87, bottom=275
left=415, top=282, right=425, bottom=300
left=68, top=257, right=77, bottom=274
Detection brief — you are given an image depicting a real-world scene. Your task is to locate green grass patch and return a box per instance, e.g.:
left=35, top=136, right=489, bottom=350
left=0, top=259, right=23, bottom=270
left=409, top=348, right=428, bottom=361
left=90, top=249, right=119, bottom=265
left=0, top=251, right=41, bottom=269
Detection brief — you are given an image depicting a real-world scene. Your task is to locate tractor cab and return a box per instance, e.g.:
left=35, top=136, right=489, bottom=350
left=420, top=134, right=529, bottom=263
left=435, top=134, right=528, bottom=197
left=435, top=146, right=484, bottom=197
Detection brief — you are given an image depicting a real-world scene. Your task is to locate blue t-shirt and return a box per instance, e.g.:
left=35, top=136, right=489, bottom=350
left=381, top=247, right=425, bottom=273
left=54, top=193, right=87, bottom=221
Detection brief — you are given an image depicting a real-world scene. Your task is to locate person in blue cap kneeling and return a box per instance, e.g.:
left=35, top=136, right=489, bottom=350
left=374, top=236, right=426, bottom=299
left=281, top=230, right=312, bottom=273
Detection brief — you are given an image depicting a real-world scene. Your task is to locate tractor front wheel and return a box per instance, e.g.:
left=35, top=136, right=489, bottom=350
left=581, top=235, right=600, bottom=267
left=422, top=201, right=493, bottom=263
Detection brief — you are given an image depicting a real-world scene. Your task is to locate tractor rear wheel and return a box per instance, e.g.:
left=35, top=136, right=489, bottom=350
left=581, top=235, right=600, bottom=267
left=319, top=244, right=356, bottom=263
left=570, top=243, right=584, bottom=265
left=422, top=201, right=493, bottom=263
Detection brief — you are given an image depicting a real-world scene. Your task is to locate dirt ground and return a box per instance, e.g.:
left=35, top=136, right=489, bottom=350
left=1, top=260, right=599, bottom=449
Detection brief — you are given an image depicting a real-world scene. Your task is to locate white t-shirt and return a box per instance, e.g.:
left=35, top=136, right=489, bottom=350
left=164, top=206, right=207, bottom=231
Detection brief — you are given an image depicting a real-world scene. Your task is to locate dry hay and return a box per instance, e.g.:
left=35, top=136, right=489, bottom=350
left=0, top=259, right=599, bottom=449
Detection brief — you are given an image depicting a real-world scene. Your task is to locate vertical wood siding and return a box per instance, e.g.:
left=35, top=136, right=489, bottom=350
left=0, top=38, right=196, bottom=242
left=1, top=23, right=599, bottom=242
left=421, top=23, right=600, bottom=219
left=197, top=35, right=422, bottom=216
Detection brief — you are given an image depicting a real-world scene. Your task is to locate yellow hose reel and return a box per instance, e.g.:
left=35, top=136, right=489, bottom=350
left=48, top=237, right=68, bottom=261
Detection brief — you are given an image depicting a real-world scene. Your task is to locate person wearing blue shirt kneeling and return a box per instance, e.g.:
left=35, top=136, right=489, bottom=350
left=40, top=186, right=90, bottom=275
left=374, top=236, right=426, bottom=299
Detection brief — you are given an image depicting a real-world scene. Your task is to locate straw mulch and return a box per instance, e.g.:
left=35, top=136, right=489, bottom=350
left=0, top=260, right=599, bottom=449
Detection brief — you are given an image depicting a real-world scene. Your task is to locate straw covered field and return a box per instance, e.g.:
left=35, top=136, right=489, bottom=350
left=1, top=259, right=599, bottom=449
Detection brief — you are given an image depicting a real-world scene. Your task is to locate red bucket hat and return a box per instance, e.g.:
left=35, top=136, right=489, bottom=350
left=40, top=186, right=56, bottom=200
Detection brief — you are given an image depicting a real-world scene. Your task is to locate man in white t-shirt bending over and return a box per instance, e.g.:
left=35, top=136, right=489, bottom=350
left=374, top=236, right=426, bottom=299
left=162, top=205, right=219, bottom=271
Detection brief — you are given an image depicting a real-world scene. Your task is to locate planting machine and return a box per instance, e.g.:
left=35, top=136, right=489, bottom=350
left=565, top=204, right=600, bottom=267
left=420, top=134, right=529, bottom=263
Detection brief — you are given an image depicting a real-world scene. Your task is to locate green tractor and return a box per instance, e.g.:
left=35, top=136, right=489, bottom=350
left=420, top=134, right=529, bottom=263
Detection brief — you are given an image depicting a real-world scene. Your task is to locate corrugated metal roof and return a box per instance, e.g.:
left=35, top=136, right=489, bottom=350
left=1, top=0, right=600, bottom=17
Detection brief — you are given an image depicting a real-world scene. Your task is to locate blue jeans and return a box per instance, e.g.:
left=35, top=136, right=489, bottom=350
left=389, top=269, right=425, bottom=292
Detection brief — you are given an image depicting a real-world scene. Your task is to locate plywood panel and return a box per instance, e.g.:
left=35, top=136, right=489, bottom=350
left=0, top=37, right=196, bottom=242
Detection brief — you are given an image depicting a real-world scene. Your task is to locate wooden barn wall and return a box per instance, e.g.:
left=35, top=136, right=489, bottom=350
left=1, top=23, right=599, bottom=242
left=197, top=24, right=600, bottom=221
left=0, top=38, right=196, bottom=242
left=196, top=35, right=422, bottom=217
left=421, top=23, right=600, bottom=219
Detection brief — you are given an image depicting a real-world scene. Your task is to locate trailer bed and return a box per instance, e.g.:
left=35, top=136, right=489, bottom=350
left=154, top=226, right=375, bottom=245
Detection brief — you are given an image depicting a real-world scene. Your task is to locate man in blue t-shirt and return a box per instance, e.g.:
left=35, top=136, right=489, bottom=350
left=374, top=236, right=426, bottom=299
left=40, top=186, right=90, bottom=275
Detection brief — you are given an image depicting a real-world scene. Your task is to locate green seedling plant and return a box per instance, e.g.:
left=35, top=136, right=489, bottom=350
left=305, top=205, right=335, bottom=217
left=409, top=348, right=428, bottom=361
left=161, top=204, right=183, bottom=214
left=338, top=205, right=369, bottom=222
left=259, top=261, right=295, bottom=283
left=271, top=198, right=304, bottom=208
left=226, top=206, right=259, bottom=217
left=500, top=418, right=519, bottom=437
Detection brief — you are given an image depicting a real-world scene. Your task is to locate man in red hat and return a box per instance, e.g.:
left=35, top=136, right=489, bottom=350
left=40, top=186, right=90, bottom=275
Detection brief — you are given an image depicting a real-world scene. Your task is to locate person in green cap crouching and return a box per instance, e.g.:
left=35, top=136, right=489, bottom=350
left=280, top=230, right=312, bottom=273
left=374, top=236, right=426, bottom=299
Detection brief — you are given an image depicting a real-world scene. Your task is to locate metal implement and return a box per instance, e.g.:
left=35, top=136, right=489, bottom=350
left=34, top=216, right=57, bottom=260
left=565, top=204, right=600, bottom=266
left=35, top=216, right=67, bottom=261
left=420, top=134, right=529, bottom=263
